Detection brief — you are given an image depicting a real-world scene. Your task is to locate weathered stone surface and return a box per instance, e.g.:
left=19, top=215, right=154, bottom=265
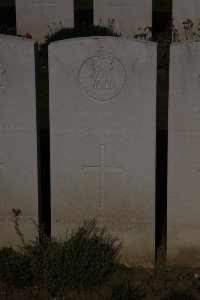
left=15, top=0, right=74, bottom=43
left=0, top=35, right=39, bottom=248
left=173, top=0, right=200, bottom=41
left=49, top=37, right=157, bottom=267
left=168, top=40, right=200, bottom=266
left=93, top=0, right=152, bottom=38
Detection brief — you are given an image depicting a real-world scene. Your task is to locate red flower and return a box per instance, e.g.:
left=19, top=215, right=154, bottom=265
left=23, top=32, right=32, bottom=39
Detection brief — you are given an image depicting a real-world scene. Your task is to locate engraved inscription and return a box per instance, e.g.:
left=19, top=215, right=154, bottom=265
left=79, top=48, right=126, bottom=101
left=55, top=217, right=151, bottom=232
left=183, top=129, right=200, bottom=141
left=83, top=144, right=122, bottom=209
left=0, top=61, right=6, bottom=93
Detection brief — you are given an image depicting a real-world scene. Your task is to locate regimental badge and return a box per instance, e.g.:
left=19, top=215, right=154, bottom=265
left=79, top=48, right=126, bottom=101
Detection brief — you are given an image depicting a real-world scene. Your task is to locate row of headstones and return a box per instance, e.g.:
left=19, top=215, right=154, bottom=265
left=15, top=0, right=200, bottom=43
left=0, top=34, right=200, bottom=267
left=15, top=0, right=151, bottom=43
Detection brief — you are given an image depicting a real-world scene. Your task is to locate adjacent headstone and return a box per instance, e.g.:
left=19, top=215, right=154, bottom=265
left=15, top=0, right=74, bottom=43
left=173, top=0, right=200, bottom=41
left=49, top=37, right=157, bottom=267
left=0, top=35, right=39, bottom=248
left=168, top=40, right=200, bottom=266
left=93, top=0, right=152, bottom=38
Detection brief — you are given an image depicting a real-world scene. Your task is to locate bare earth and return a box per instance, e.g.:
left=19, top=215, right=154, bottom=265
left=1, top=264, right=200, bottom=300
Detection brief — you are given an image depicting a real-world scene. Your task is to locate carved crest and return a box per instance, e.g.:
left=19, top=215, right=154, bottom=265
left=79, top=48, right=126, bottom=101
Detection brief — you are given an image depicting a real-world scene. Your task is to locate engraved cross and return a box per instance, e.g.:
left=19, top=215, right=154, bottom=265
left=111, top=0, right=136, bottom=34
left=32, top=0, right=57, bottom=26
left=83, top=144, right=122, bottom=209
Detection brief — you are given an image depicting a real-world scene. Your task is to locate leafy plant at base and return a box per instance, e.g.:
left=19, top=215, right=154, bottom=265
left=183, top=19, right=195, bottom=40
left=43, top=22, right=118, bottom=46
left=110, top=281, right=145, bottom=300
left=39, top=23, right=118, bottom=68
left=0, top=219, right=122, bottom=293
left=0, top=247, right=34, bottom=287
left=61, top=219, right=122, bottom=289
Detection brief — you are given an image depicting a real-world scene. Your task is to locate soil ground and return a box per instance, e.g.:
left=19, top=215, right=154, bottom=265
left=1, top=264, right=200, bottom=300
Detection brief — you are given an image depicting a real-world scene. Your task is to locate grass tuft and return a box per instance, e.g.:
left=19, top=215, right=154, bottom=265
left=110, top=281, right=145, bottom=300
left=0, top=219, right=122, bottom=293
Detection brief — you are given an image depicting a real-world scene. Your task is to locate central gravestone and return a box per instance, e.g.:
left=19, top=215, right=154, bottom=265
left=49, top=37, right=157, bottom=267
left=0, top=35, right=39, bottom=248
left=93, top=0, right=152, bottom=37
left=15, top=0, right=74, bottom=43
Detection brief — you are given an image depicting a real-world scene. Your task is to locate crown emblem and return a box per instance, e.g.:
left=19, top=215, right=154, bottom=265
left=79, top=48, right=126, bottom=101
left=92, top=48, right=113, bottom=69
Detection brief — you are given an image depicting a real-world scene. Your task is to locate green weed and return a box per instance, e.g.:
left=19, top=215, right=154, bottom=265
left=0, top=219, right=122, bottom=293
left=110, top=281, right=145, bottom=300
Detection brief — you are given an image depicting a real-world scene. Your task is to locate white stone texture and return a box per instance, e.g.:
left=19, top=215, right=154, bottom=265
left=15, top=0, right=74, bottom=43
left=173, top=0, right=200, bottom=41
left=168, top=40, right=200, bottom=266
left=93, top=0, right=152, bottom=38
left=49, top=37, right=157, bottom=267
left=0, top=35, right=39, bottom=248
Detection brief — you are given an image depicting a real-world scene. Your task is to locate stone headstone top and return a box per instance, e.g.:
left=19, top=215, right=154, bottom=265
left=93, top=0, right=152, bottom=38
left=15, top=0, right=74, bottom=43
left=173, top=0, right=200, bottom=41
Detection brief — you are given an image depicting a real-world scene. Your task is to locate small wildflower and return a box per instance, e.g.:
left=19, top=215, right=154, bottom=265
left=12, top=208, right=21, bottom=217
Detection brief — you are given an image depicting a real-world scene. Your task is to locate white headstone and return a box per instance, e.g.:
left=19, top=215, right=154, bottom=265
left=173, top=0, right=200, bottom=41
left=15, top=0, right=74, bottom=43
left=168, top=40, right=200, bottom=266
left=49, top=37, right=157, bottom=267
left=93, top=0, right=152, bottom=38
left=0, top=35, right=39, bottom=248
